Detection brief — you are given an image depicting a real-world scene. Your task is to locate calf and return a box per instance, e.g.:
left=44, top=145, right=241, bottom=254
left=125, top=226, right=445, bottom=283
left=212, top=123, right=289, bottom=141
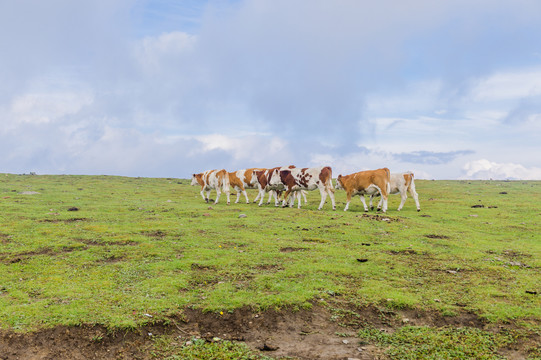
left=191, top=169, right=231, bottom=205
left=370, top=172, right=420, bottom=211
left=335, top=168, right=390, bottom=212
left=272, top=166, right=336, bottom=210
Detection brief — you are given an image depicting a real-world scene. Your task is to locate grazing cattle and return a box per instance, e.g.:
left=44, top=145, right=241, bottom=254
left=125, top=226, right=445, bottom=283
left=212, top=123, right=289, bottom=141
left=229, top=168, right=264, bottom=204
left=271, top=166, right=336, bottom=210
left=191, top=169, right=231, bottom=205
left=370, top=172, right=421, bottom=211
left=335, top=168, right=391, bottom=212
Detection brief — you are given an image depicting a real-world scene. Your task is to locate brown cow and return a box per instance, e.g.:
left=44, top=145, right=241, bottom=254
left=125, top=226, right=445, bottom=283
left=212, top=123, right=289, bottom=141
left=335, top=168, right=391, bottom=212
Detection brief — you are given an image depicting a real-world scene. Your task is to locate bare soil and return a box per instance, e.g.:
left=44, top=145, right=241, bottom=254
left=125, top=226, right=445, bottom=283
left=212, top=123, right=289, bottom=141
left=1, top=303, right=538, bottom=360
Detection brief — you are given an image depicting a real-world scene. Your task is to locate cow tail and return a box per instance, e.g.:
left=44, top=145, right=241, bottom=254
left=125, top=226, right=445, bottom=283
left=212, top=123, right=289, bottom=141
left=223, top=171, right=231, bottom=191
left=385, top=168, right=391, bottom=195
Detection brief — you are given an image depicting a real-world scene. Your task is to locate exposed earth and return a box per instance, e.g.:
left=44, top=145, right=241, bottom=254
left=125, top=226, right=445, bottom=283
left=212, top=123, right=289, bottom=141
left=1, top=303, right=538, bottom=359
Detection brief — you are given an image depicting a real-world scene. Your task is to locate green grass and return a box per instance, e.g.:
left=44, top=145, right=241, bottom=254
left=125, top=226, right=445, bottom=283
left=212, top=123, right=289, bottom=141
left=0, top=174, right=540, bottom=357
left=149, top=336, right=277, bottom=360
left=358, top=325, right=516, bottom=359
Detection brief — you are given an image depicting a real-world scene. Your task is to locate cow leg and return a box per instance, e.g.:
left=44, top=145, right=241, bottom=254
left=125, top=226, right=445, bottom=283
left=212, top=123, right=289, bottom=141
left=317, top=187, right=328, bottom=210
left=243, top=190, right=250, bottom=204
left=297, top=191, right=302, bottom=209
left=327, top=186, right=336, bottom=211
left=282, top=189, right=292, bottom=207
left=258, top=190, right=266, bottom=206
left=397, top=190, right=407, bottom=211
left=266, top=190, right=274, bottom=205
left=200, top=188, right=207, bottom=202
left=225, top=189, right=231, bottom=205
left=302, top=190, right=308, bottom=204
left=214, top=187, right=221, bottom=204
left=377, top=197, right=383, bottom=211
left=410, top=188, right=421, bottom=211
left=344, top=192, right=352, bottom=211
left=205, top=190, right=211, bottom=203
left=234, top=187, right=241, bottom=204
left=382, top=195, right=388, bottom=213
left=360, top=195, right=369, bottom=212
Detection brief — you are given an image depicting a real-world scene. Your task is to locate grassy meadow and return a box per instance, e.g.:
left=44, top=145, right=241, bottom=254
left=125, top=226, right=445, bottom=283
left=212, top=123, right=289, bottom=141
left=0, top=173, right=540, bottom=358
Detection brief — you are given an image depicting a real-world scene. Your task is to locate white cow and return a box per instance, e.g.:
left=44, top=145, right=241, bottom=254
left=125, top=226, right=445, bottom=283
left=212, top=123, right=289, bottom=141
left=370, top=171, right=420, bottom=211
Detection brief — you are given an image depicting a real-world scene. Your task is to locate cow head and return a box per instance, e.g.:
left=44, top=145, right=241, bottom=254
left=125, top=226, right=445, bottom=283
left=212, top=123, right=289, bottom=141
left=269, top=168, right=282, bottom=187
left=254, top=170, right=266, bottom=186
left=335, top=175, right=344, bottom=190
left=191, top=173, right=202, bottom=186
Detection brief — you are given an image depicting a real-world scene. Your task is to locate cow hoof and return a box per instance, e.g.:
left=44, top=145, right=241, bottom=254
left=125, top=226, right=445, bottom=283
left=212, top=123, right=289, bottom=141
left=417, top=209, right=421, bottom=212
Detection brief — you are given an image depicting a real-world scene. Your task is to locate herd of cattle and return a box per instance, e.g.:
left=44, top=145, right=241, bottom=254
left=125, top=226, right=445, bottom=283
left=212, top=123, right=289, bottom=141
left=190, top=166, right=421, bottom=213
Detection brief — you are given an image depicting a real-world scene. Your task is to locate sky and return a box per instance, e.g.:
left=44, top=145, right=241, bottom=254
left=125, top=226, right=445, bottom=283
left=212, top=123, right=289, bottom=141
left=1, top=0, right=541, bottom=180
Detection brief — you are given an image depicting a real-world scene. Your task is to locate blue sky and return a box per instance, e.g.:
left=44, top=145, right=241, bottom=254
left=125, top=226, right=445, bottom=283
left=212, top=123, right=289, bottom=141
left=1, top=0, right=540, bottom=179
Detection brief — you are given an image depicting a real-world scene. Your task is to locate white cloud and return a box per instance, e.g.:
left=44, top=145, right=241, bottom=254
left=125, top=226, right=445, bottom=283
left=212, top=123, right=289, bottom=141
left=470, top=67, right=541, bottom=102
left=10, top=92, right=94, bottom=125
left=462, top=159, right=541, bottom=180
left=135, top=31, right=196, bottom=72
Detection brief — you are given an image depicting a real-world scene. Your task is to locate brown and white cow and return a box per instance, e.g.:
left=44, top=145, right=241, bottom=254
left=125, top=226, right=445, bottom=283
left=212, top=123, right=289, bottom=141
left=369, top=172, right=420, bottom=211
left=335, top=168, right=391, bottom=212
left=191, top=169, right=231, bottom=205
left=270, top=166, right=336, bottom=210
left=253, top=165, right=294, bottom=206
left=229, top=168, right=264, bottom=204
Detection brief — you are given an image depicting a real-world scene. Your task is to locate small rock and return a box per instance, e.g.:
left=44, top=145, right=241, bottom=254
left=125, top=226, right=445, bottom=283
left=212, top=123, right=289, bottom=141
left=202, top=213, right=211, bottom=217
left=471, top=204, right=485, bottom=208
left=68, top=207, right=79, bottom=211
left=185, top=340, right=193, bottom=346
left=208, top=206, right=213, bottom=210
left=212, top=337, right=221, bottom=342
left=469, top=214, right=478, bottom=217
left=434, top=299, right=441, bottom=302
left=238, top=214, right=247, bottom=218
left=19, top=191, right=40, bottom=195
left=499, top=191, right=508, bottom=194
left=342, top=339, right=349, bottom=344
left=446, top=270, right=457, bottom=274
left=356, top=258, right=368, bottom=263
left=402, top=318, right=410, bottom=323
left=258, top=342, right=279, bottom=351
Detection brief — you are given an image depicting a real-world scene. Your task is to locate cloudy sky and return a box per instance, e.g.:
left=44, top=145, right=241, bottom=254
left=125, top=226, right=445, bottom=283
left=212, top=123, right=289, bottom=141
left=1, top=0, right=541, bottom=179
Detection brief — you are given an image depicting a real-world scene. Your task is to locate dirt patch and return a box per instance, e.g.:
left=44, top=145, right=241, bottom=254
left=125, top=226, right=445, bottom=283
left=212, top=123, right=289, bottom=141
left=357, top=214, right=401, bottom=222
left=1, top=303, right=537, bottom=360
left=0, top=233, right=11, bottom=244
left=40, top=218, right=89, bottom=223
left=280, top=247, right=308, bottom=253
left=140, top=230, right=167, bottom=239
left=425, top=234, right=450, bottom=239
